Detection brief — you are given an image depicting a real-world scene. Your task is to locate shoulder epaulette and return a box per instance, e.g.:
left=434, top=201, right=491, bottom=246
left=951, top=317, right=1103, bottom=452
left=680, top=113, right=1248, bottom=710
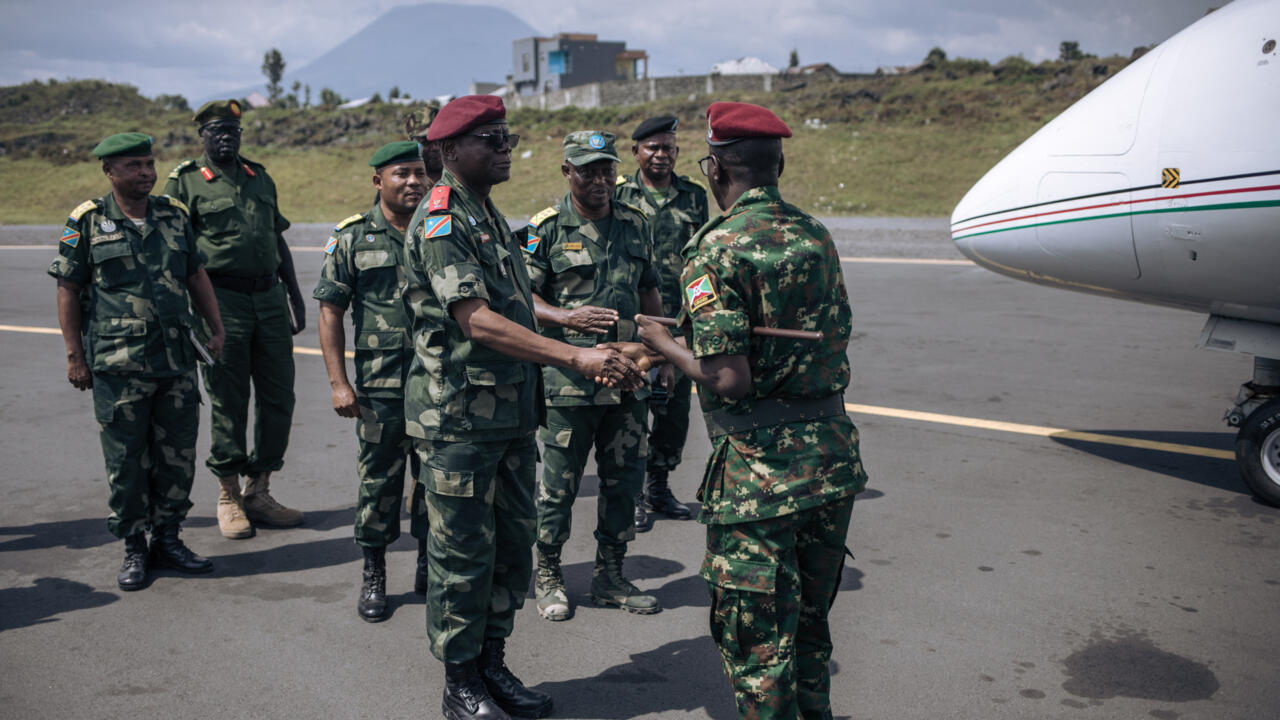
left=334, top=213, right=365, bottom=231
left=427, top=185, right=452, bottom=213
left=615, top=175, right=627, bottom=186
left=529, top=206, right=558, bottom=227
left=168, top=160, right=196, bottom=180
left=69, top=199, right=101, bottom=222
left=159, top=195, right=190, bottom=215
left=616, top=200, right=645, bottom=218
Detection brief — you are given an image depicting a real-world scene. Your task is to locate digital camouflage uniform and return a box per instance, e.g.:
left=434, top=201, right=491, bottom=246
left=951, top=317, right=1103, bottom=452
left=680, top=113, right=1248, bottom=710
left=522, top=196, right=659, bottom=549
left=681, top=185, right=868, bottom=720
left=48, top=193, right=204, bottom=539
left=164, top=153, right=295, bottom=478
left=313, top=202, right=426, bottom=548
left=402, top=170, right=541, bottom=663
left=615, top=170, right=709, bottom=475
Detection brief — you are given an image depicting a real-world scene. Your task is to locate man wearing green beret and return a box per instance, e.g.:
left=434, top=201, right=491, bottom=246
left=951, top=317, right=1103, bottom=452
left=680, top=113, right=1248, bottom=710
left=50, top=132, right=226, bottom=590
left=165, top=99, right=306, bottom=539
left=522, top=130, right=666, bottom=622
left=315, top=141, right=429, bottom=622
left=615, top=115, right=709, bottom=532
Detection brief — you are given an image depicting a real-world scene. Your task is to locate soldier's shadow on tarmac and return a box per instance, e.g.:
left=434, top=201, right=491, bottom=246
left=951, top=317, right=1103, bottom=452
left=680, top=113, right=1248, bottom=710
left=0, top=577, right=119, bottom=632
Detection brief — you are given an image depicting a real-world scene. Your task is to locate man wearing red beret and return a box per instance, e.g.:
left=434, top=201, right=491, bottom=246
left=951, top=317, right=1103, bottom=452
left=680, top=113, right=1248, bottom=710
left=401, top=95, right=644, bottom=720
left=637, top=101, right=868, bottom=720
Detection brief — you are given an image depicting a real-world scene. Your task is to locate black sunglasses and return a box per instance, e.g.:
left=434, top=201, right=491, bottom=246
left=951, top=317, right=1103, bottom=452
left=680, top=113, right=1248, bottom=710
left=466, top=131, right=520, bottom=151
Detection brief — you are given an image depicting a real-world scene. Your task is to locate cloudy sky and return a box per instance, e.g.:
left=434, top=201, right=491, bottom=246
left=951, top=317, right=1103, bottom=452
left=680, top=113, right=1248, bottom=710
left=0, top=0, right=1216, bottom=101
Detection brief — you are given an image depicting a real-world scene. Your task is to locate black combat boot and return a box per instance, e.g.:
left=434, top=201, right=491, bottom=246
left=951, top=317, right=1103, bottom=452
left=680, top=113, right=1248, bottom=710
left=443, top=660, right=511, bottom=720
left=117, top=532, right=150, bottom=591
left=358, top=545, right=387, bottom=622
left=414, top=537, right=429, bottom=596
left=478, top=637, right=553, bottom=718
left=642, top=470, right=692, bottom=519
left=149, top=524, right=214, bottom=574
left=633, top=492, right=652, bottom=532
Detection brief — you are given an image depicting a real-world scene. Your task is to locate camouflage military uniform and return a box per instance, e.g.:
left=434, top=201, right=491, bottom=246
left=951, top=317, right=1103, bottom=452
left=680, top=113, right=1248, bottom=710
left=313, top=202, right=426, bottom=548
left=402, top=170, right=541, bottom=662
left=164, top=153, right=295, bottom=479
left=522, top=196, right=659, bottom=548
left=681, top=185, right=868, bottom=720
left=615, top=170, right=709, bottom=475
left=48, top=193, right=204, bottom=538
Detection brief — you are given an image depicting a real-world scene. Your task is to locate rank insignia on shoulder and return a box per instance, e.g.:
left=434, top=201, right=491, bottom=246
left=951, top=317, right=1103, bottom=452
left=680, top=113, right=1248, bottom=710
left=161, top=195, right=190, bottom=215
left=529, top=206, right=558, bottom=227
left=60, top=226, right=80, bottom=247
left=168, top=160, right=194, bottom=180
left=685, top=274, right=718, bottom=311
left=324, top=236, right=338, bottom=255
left=524, top=232, right=540, bottom=253
left=615, top=175, right=626, bottom=186
left=427, top=185, right=451, bottom=212
left=200, top=167, right=215, bottom=182
left=69, top=199, right=99, bottom=222
left=423, top=216, right=452, bottom=239
left=334, top=213, right=364, bottom=231
left=241, top=162, right=256, bottom=178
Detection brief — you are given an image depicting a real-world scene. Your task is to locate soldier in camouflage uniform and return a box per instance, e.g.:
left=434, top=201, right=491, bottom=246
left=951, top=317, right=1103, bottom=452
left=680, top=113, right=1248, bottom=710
left=402, top=96, right=642, bottom=720
left=165, top=99, right=306, bottom=539
left=50, top=133, right=226, bottom=591
left=522, top=130, right=666, bottom=622
left=615, top=115, right=710, bottom=531
left=637, top=103, right=868, bottom=720
left=315, top=142, right=430, bottom=622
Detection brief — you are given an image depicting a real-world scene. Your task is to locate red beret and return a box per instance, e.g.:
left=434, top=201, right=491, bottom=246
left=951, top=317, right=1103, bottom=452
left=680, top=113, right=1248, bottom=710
left=705, top=102, right=792, bottom=145
left=426, top=95, right=506, bottom=142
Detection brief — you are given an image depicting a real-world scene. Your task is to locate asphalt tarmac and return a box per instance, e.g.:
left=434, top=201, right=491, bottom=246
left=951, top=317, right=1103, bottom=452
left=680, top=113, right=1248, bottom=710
left=1, top=221, right=1277, bottom=720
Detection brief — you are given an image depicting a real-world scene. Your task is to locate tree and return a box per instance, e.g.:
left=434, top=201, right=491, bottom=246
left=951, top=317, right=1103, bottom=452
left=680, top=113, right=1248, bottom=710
left=369, top=92, right=383, bottom=104
left=304, top=84, right=311, bottom=108
left=155, top=93, right=190, bottom=112
left=319, top=87, right=344, bottom=107
left=389, top=86, right=401, bottom=99
left=262, top=48, right=286, bottom=102
left=788, top=49, right=799, bottom=68
left=1059, top=41, right=1083, bottom=62
left=925, top=47, right=948, bottom=66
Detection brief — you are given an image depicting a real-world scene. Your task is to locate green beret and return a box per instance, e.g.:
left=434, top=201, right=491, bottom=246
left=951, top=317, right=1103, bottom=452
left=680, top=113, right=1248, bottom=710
left=92, top=132, right=153, bottom=159
left=193, top=99, right=243, bottom=127
left=370, top=141, right=422, bottom=168
left=563, top=131, right=619, bottom=166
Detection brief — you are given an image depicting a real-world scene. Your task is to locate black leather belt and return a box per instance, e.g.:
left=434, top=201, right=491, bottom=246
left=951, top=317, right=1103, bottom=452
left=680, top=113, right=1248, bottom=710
left=703, top=394, right=846, bottom=439
left=208, top=272, right=277, bottom=294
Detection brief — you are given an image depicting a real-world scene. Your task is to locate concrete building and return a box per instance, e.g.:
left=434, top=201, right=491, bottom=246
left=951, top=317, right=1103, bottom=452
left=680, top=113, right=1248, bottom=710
left=511, top=33, right=648, bottom=96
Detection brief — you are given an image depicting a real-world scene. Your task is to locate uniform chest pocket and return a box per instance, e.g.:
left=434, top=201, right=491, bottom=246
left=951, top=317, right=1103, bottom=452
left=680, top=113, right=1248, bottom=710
left=197, top=196, right=242, bottom=237
left=90, top=239, right=141, bottom=289
left=549, top=244, right=597, bottom=300
left=354, top=248, right=398, bottom=271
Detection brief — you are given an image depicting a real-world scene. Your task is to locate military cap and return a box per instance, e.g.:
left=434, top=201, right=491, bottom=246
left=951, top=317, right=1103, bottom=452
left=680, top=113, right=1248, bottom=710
left=370, top=141, right=423, bottom=168
left=92, top=132, right=153, bottom=159
left=705, top=102, right=792, bottom=145
left=405, top=105, right=440, bottom=141
left=563, top=131, right=619, bottom=166
left=192, top=99, right=243, bottom=127
left=426, top=95, right=506, bottom=142
left=631, top=115, right=678, bottom=141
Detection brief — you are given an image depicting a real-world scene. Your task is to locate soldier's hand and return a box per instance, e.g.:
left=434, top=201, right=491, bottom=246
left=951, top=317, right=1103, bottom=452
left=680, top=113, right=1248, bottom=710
left=596, top=341, right=663, bottom=372
left=331, top=382, right=360, bottom=418
left=288, top=289, right=307, bottom=335
left=66, top=355, right=92, bottom=391
left=657, top=363, right=676, bottom=391
left=636, top=313, right=678, bottom=355
left=574, top=347, right=644, bottom=391
left=206, top=329, right=226, bottom=361
left=564, top=305, right=618, bottom=334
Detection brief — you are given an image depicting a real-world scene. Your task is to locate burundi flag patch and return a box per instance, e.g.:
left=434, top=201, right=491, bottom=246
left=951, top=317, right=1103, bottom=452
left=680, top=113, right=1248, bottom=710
left=324, top=236, right=338, bottom=255
left=524, top=230, right=540, bottom=253
left=60, top=226, right=81, bottom=247
left=423, top=216, right=452, bottom=239
left=685, top=274, right=718, bottom=311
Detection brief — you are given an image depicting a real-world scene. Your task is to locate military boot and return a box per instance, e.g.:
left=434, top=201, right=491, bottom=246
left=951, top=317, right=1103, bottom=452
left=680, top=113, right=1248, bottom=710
left=589, top=543, right=660, bottom=614
left=216, top=475, right=253, bottom=538
left=478, top=637, right=553, bottom=718
left=242, top=473, right=304, bottom=527
left=534, top=542, right=571, bottom=621
left=443, top=660, right=511, bottom=720
left=357, top=545, right=388, bottom=622
left=414, top=537, right=429, bottom=596
left=633, top=492, right=653, bottom=533
left=150, top=524, right=214, bottom=574
left=117, top=531, right=150, bottom=591
left=642, top=470, right=692, bottom=520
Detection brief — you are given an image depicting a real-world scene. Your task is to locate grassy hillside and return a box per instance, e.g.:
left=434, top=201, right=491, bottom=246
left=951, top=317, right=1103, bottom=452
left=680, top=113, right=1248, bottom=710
left=0, top=55, right=1131, bottom=224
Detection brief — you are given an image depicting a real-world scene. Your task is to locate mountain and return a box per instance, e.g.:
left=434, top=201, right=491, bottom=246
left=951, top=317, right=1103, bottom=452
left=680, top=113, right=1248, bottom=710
left=206, top=4, right=539, bottom=105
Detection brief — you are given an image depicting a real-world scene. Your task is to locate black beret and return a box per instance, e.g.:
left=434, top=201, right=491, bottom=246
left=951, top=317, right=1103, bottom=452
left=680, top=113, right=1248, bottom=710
left=631, top=115, right=678, bottom=141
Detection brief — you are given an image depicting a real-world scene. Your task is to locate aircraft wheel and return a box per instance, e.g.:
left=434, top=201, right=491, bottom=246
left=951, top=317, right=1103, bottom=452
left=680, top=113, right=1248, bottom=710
left=1236, top=398, right=1280, bottom=508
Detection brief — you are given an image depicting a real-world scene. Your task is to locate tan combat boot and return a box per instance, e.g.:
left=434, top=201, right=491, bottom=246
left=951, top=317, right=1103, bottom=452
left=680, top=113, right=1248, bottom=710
left=217, top=475, right=254, bottom=539
left=242, top=473, right=304, bottom=527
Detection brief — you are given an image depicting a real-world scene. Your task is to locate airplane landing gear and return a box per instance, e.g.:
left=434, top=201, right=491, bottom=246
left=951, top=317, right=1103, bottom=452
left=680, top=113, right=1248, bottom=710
left=1228, top=357, right=1280, bottom=507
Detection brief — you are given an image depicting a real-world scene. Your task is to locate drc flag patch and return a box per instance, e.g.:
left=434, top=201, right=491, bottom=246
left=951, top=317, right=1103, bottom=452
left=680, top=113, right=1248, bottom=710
left=324, top=236, right=338, bottom=255
left=423, top=216, right=452, bottom=239
left=685, top=274, right=718, bottom=311
left=60, top=226, right=81, bottom=247
left=524, top=231, right=540, bottom=253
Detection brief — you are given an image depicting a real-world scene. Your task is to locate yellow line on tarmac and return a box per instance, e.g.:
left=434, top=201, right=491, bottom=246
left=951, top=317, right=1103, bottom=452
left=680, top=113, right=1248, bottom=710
left=845, top=402, right=1235, bottom=460
left=0, top=323, right=352, bottom=358
left=840, top=256, right=971, bottom=265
